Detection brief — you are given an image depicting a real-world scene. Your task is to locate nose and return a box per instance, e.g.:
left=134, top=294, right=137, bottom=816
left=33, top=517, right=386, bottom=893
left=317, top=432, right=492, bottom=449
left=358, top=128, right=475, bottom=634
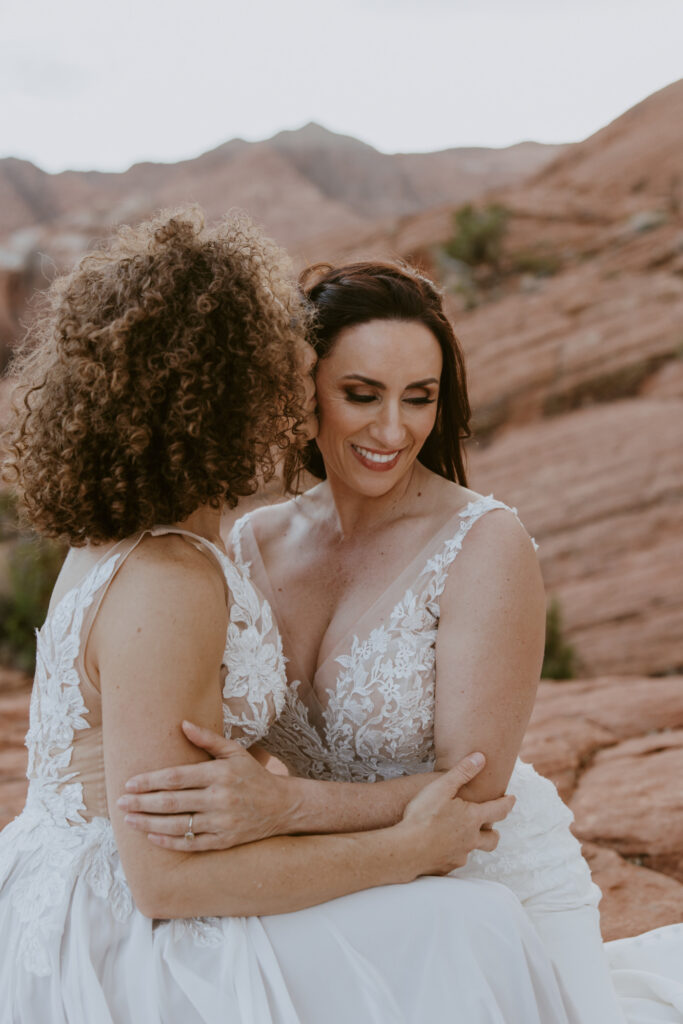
left=370, top=399, right=407, bottom=450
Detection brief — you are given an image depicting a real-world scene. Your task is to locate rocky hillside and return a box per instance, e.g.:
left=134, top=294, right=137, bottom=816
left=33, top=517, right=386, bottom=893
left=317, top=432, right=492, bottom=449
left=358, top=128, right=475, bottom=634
left=0, top=126, right=561, bottom=369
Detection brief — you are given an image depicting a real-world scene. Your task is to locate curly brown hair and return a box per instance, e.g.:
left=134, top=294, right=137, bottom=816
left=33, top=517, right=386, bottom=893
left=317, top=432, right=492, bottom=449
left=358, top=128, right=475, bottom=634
left=2, top=208, right=309, bottom=544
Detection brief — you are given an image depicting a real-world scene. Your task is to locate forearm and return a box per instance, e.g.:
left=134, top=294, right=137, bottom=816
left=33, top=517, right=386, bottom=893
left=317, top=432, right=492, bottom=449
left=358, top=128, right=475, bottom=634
left=281, top=772, right=436, bottom=834
left=141, top=825, right=417, bottom=919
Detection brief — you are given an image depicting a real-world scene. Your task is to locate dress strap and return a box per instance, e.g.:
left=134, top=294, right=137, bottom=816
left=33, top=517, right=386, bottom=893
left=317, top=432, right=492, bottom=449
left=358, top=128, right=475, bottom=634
left=229, top=513, right=252, bottom=575
left=75, top=532, right=151, bottom=694
left=77, top=527, right=231, bottom=694
left=417, top=495, right=537, bottom=610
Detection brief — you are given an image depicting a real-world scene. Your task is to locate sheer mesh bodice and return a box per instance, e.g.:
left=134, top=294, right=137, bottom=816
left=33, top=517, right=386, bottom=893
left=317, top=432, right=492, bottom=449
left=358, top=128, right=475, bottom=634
left=230, top=495, right=602, bottom=910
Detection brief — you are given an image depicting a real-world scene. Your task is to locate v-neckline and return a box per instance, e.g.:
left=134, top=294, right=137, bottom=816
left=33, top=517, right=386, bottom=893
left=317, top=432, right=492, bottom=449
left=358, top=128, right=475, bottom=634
left=239, top=505, right=470, bottom=707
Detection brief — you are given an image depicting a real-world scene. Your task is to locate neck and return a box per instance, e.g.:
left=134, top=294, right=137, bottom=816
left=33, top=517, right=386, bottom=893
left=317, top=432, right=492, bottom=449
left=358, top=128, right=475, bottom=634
left=175, top=504, right=225, bottom=548
left=322, top=461, right=428, bottom=539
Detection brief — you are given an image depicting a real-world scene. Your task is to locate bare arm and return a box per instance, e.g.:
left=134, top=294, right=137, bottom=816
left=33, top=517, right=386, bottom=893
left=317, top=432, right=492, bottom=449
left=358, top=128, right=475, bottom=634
left=432, top=510, right=546, bottom=800
left=97, top=537, right=506, bottom=919
left=121, top=510, right=538, bottom=847
left=121, top=729, right=434, bottom=843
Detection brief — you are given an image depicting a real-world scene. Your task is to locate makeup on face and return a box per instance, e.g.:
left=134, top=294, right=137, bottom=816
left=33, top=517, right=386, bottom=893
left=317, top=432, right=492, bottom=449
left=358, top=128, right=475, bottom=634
left=313, top=320, right=442, bottom=492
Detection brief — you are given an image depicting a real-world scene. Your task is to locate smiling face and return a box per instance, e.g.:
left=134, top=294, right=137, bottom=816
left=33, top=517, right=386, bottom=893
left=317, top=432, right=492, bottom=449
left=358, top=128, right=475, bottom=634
left=314, top=319, right=442, bottom=497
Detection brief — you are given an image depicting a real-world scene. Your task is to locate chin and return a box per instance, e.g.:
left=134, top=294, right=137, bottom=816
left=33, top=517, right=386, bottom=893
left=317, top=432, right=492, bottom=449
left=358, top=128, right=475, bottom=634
left=346, top=465, right=410, bottom=497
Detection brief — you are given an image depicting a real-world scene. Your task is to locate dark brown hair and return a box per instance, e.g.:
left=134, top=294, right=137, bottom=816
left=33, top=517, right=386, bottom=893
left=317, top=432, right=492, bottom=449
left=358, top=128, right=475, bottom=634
left=2, top=207, right=310, bottom=544
left=291, top=260, right=470, bottom=487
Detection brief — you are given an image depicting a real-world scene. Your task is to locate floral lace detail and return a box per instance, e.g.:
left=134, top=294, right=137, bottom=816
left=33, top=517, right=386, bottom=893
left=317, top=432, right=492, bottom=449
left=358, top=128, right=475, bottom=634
left=455, top=761, right=600, bottom=909
left=167, top=915, right=225, bottom=947
left=1, top=534, right=289, bottom=976
left=259, top=679, right=403, bottom=782
left=218, top=551, right=287, bottom=745
left=252, top=497, right=516, bottom=782
left=237, top=498, right=598, bottom=910
left=1, top=812, right=136, bottom=977
left=25, top=554, right=121, bottom=825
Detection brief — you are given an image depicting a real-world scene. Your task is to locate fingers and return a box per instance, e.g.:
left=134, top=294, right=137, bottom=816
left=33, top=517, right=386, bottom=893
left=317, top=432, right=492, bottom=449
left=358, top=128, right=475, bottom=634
left=479, top=794, right=516, bottom=826
left=182, top=721, right=243, bottom=759
left=475, top=828, right=500, bottom=853
left=125, top=763, right=210, bottom=794
left=147, top=831, right=224, bottom=852
left=439, top=753, right=486, bottom=796
left=118, top=788, right=210, bottom=815
left=124, top=810, right=209, bottom=838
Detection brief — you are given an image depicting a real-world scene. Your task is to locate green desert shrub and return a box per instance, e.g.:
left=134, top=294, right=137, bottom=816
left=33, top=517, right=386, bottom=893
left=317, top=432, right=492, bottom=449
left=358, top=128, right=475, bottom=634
left=0, top=492, right=65, bottom=673
left=509, top=248, right=562, bottom=278
left=444, top=203, right=510, bottom=270
left=542, top=597, right=578, bottom=680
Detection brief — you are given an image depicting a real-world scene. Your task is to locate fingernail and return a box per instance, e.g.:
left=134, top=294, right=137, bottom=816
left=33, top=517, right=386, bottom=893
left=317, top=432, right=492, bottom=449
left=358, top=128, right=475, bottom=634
left=125, top=780, right=139, bottom=792
left=469, top=752, right=485, bottom=767
left=117, top=796, right=130, bottom=808
left=124, top=814, right=136, bottom=824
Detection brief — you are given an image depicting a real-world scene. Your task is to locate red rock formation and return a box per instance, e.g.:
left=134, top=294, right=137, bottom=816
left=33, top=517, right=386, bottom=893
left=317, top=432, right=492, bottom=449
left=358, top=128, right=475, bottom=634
left=452, top=259, right=683, bottom=431
left=581, top=843, right=683, bottom=942
left=521, top=676, right=683, bottom=940
left=469, top=400, right=683, bottom=677
left=511, top=79, right=683, bottom=221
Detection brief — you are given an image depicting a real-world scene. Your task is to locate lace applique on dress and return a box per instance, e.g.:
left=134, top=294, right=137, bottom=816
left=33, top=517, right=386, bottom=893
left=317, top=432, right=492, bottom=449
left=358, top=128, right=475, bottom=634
left=242, top=496, right=517, bottom=782
left=233, top=497, right=599, bottom=911
left=25, top=554, right=121, bottom=827
left=2, top=533, right=291, bottom=976
left=213, top=548, right=287, bottom=745
left=3, top=554, right=137, bottom=975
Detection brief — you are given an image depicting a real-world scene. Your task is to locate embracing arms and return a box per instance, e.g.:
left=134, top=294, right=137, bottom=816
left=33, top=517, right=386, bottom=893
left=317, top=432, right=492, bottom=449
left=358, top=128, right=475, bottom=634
left=121, top=509, right=543, bottom=848
left=97, top=537, right=510, bottom=919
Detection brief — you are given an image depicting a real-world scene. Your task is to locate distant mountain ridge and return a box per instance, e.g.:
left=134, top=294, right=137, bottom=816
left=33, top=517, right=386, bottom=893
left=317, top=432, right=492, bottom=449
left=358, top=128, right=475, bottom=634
left=0, top=123, right=564, bottom=244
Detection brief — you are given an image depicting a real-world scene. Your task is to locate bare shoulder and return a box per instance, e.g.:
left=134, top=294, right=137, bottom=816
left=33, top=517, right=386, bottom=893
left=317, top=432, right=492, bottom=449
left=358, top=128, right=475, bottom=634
left=427, top=478, right=537, bottom=561
left=438, top=488, right=544, bottom=610
left=94, top=534, right=228, bottom=647
left=245, top=499, right=300, bottom=546
left=242, top=485, right=326, bottom=550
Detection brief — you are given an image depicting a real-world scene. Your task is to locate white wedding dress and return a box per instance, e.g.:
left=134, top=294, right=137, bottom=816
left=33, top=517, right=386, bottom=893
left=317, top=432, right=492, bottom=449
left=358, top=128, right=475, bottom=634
left=0, top=526, right=579, bottom=1023
left=232, top=495, right=683, bottom=1024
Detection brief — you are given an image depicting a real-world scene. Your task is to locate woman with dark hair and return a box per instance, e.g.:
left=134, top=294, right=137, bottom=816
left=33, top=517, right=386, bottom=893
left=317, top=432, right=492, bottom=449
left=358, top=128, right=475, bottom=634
left=129, top=259, right=683, bottom=1022
left=296, top=261, right=471, bottom=485
left=0, top=215, right=577, bottom=1022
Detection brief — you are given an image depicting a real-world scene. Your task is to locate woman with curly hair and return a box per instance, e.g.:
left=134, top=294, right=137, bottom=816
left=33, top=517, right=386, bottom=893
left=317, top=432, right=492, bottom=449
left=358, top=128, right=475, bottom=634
left=0, top=210, right=573, bottom=1023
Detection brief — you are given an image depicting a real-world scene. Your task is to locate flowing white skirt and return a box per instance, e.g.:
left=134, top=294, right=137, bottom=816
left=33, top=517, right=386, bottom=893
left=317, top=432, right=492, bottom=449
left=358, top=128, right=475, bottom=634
left=0, top=811, right=577, bottom=1024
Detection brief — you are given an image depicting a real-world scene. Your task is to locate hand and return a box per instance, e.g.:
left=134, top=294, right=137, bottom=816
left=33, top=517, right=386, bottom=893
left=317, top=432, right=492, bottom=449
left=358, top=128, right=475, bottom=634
left=397, top=753, right=514, bottom=877
left=117, top=721, right=295, bottom=851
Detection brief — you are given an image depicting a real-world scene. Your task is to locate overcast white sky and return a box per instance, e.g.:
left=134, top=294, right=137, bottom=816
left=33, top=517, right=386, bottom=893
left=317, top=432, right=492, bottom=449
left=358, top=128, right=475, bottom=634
left=1, top=0, right=682, bottom=174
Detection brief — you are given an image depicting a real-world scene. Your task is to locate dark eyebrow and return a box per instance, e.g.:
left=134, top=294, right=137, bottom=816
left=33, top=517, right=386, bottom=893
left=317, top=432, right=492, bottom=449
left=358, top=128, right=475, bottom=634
left=340, top=375, right=439, bottom=389
left=341, top=374, right=385, bottom=388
